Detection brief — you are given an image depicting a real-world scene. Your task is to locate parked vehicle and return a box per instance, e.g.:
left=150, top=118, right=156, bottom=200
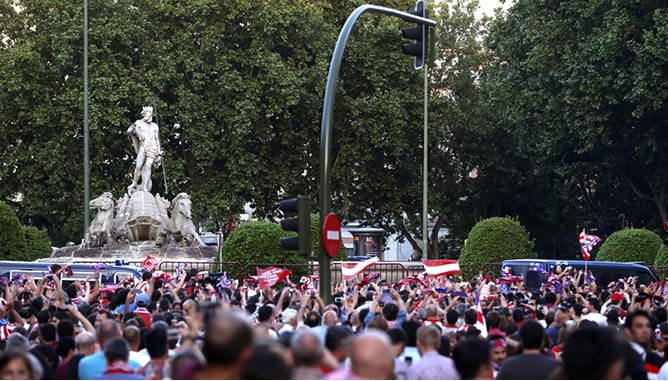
left=500, top=259, right=659, bottom=292
left=0, top=261, right=143, bottom=288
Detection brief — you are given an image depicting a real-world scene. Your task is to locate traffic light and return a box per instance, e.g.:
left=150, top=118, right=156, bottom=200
left=279, top=196, right=311, bottom=256
left=401, top=0, right=426, bottom=70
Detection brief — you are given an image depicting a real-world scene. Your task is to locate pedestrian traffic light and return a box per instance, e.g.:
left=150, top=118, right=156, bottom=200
left=279, top=196, right=311, bottom=256
left=401, top=0, right=426, bottom=70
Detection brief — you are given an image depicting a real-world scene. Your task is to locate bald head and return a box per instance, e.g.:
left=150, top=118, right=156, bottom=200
left=350, top=329, right=394, bottom=379
left=322, top=310, right=338, bottom=327
left=97, top=319, right=122, bottom=346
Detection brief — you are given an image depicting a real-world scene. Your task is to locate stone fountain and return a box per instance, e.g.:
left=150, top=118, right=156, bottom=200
left=50, top=106, right=217, bottom=262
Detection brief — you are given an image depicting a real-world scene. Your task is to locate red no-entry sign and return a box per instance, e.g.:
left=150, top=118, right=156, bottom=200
left=322, top=213, right=342, bottom=258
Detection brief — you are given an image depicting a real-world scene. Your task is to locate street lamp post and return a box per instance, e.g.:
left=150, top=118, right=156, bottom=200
left=319, top=4, right=435, bottom=303
left=83, top=0, right=90, bottom=236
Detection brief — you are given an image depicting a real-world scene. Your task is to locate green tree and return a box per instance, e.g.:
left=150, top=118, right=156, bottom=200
left=0, top=201, right=27, bottom=260
left=22, top=226, right=53, bottom=261
left=482, top=0, right=668, bottom=258
left=596, top=228, right=664, bottom=264
left=459, top=217, right=534, bottom=279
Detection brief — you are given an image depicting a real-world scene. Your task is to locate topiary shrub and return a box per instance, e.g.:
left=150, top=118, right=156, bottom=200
left=459, top=217, right=535, bottom=280
left=654, top=244, right=668, bottom=267
left=0, top=201, right=27, bottom=260
left=222, top=221, right=309, bottom=282
left=22, top=226, right=52, bottom=261
left=596, top=228, right=663, bottom=264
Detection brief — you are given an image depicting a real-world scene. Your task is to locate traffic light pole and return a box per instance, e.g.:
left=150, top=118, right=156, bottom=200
left=319, top=5, right=435, bottom=303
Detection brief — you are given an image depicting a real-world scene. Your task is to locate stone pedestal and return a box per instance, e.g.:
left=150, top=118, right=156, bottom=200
left=125, top=191, right=167, bottom=242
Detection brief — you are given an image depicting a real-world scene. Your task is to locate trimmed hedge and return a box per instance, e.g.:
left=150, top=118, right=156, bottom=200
left=596, top=228, right=664, bottom=265
left=655, top=245, right=668, bottom=267
left=459, top=217, right=535, bottom=280
left=222, top=220, right=309, bottom=281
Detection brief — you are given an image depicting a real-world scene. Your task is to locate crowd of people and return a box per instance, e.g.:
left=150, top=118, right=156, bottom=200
left=0, top=262, right=667, bottom=379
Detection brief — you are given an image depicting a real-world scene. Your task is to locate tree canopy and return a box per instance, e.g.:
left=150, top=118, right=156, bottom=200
left=2, top=0, right=668, bottom=262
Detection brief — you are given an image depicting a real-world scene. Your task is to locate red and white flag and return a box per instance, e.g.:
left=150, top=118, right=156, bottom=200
left=257, top=267, right=292, bottom=289
left=340, top=257, right=380, bottom=280
left=141, top=254, right=161, bottom=273
left=474, top=291, right=488, bottom=337
left=579, top=229, right=602, bottom=261
left=422, top=259, right=461, bottom=277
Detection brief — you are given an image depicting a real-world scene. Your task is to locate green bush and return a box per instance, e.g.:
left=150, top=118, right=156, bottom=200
left=222, top=221, right=309, bottom=282
left=596, top=228, right=663, bottom=264
left=654, top=244, right=668, bottom=267
left=0, top=201, right=27, bottom=260
left=459, top=217, right=535, bottom=280
left=22, top=226, right=52, bottom=261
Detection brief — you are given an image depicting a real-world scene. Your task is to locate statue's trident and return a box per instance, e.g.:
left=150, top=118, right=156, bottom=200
left=151, top=96, right=169, bottom=195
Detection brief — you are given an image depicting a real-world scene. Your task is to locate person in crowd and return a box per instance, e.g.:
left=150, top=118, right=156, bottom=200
left=123, top=325, right=150, bottom=367
left=290, top=329, right=324, bottom=379
left=325, top=325, right=353, bottom=370
left=93, top=338, right=145, bottom=380
left=406, top=324, right=460, bottom=380
left=136, top=324, right=169, bottom=380
left=327, top=329, right=395, bottom=380
left=557, top=327, right=624, bottom=379
left=487, top=334, right=507, bottom=378
left=387, top=327, right=410, bottom=379
left=452, top=337, right=494, bottom=380
left=79, top=319, right=141, bottom=379
left=241, top=342, right=291, bottom=379
left=496, top=320, right=560, bottom=379
left=0, top=350, right=38, bottom=380
left=192, top=311, right=253, bottom=379
left=625, top=309, right=666, bottom=378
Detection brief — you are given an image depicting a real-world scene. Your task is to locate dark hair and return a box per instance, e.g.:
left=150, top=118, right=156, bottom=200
left=438, top=335, right=451, bottom=357
left=446, top=309, right=459, bottom=325
left=258, top=305, right=274, bottom=323
left=382, top=303, right=400, bottom=321
left=386, top=327, right=407, bottom=346
left=453, top=338, right=491, bottom=379
left=32, top=343, right=59, bottom=370
left=486, top=311, right=501, bottom=329
left=325, top=325, right=353, bottom=352
left=104, top=338, right=131, bottom=363
left=38, top=323, right=57, bottom=342
left=241, top=343, right=291, bottom=379
left=401, top=319, right=421, bottom=347
left=304, top=311, right=321, bottom=328
left=519, top=320, right=545, bottom=350
left=144, top=326, right=168, bottom=359
left=65, top=353, right=85, bottom=379
left=56, top=336, right=76, bottom=359
left=57, top=319, right=75, bottom=338
left=562, top=327, right=622, bottom=379
left=464, top=309, right=477, bottom=325
left=64, top=283, right=78, bottom=299
left=625, top=309, right=651, bottom=330
left=36, top=310, right=51, bottom=325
